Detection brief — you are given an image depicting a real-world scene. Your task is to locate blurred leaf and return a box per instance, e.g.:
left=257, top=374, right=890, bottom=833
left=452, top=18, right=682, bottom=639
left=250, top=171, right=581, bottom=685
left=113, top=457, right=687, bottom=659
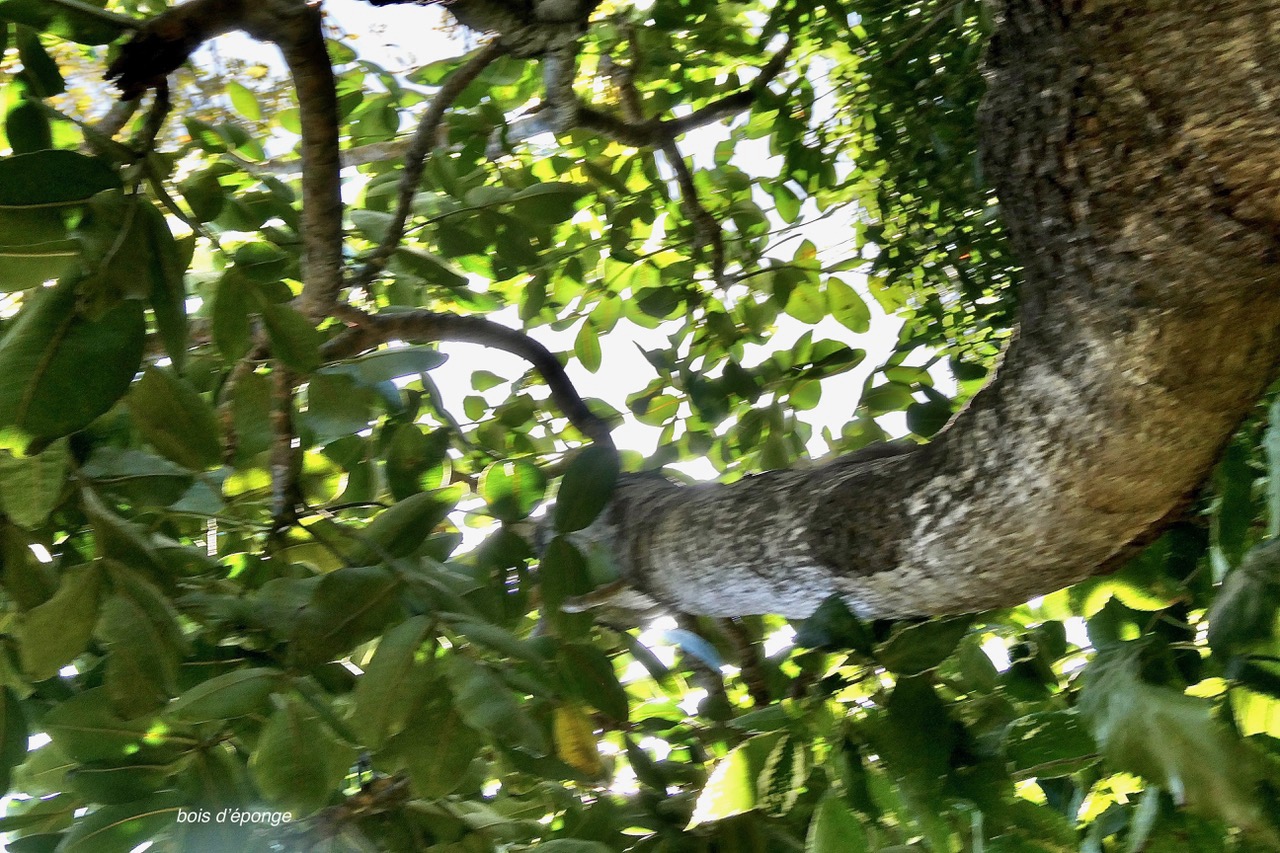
left=480, top=458, right=546, bottom=522
left=876, top=616, right=972, bottom=675
left=17, top=563, right=102, bottom=681
left=554, top=445, right=620, bottom=533
left=0, top=439, right=68, bottom=529
left=352, top=614, right=433, bottom=748
left=0, top=276, right=144, bottom=441
left=127, top=367, right=221, bottom=471
left=446, top=655, right=546, bottom=755
left=250, top=695, right=354, bottom=817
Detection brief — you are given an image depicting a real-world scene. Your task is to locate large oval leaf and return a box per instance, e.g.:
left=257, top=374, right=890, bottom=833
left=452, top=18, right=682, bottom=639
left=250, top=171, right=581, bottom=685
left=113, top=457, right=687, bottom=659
left=0, top=279, right=144, bottom=441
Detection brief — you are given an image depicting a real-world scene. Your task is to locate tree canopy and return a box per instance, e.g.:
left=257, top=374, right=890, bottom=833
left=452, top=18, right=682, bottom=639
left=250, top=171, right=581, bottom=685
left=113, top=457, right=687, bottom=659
left=0, top=0, right=1277, bottom=851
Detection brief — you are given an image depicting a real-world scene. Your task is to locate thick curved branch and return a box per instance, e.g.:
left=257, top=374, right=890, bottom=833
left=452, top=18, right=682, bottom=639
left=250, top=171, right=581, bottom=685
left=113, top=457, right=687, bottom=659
left=322, top=311, right=614, bottom=449
left=580, top=1, right=1280, bottom=619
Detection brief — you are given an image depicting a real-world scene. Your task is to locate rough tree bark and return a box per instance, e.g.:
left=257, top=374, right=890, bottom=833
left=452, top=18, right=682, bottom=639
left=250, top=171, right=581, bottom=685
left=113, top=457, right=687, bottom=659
left=590, top=0, right=1280, bottom=619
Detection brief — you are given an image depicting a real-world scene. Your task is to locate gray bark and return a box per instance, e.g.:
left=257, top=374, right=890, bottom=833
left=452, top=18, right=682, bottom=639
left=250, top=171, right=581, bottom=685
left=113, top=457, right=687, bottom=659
left=590, top=0, right=1280, bottom=619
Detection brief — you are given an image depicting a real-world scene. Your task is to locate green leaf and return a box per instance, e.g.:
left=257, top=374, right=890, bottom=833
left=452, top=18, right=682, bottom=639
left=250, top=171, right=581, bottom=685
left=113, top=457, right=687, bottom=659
left=354, top=490, right=455, bottom=562
left=165, top=667, right=283, bottom=724
left=144, top=222, right=190, bottom=372
left=827, top=277, right=871, bottom=333
left=0, top=0, right=129, bottom=44
left=510, top=182, right=587, bottom=223
left=875, top=616, right=973, bottom=674
left=385, top=424, right=450, bottom=500
left=15, top=26, right=63, bottom=97
left=261, top=301, right=321, bottom=373
left=302, top=372, right=378, bottom=445
left=57, top=791, right=183, bottom=853
left=0, top=277, right=145, bottom=441
left=0, top=688, right=28, bottom=796
left=480, top=459, right=547, bottom=522
left=1004, top=710, right=1098, bottom=779
left=319, top=344, right=446, bottom=387
left=127, top=367, right=221, bottom=471
left=388, top=691, right=485, bottom=798
left=67, top=760, right=172, bottom=805
left=559, top=644, right=629, bottom=723
left=0, top=439, right=68, bottom=528
left=784, top=282, right=827, bottom=324
left=806, top=792, right=869, bottom=853
left=1207, top=539, right=1280, bottom=655
left=446, top=655, right=546, bottom=755
left=0, top=150, right=119, bottom=208
left=540, top=537, right=593, bottom=638
left=391, top=246, right=469, bottom=289
left=97, top=591, right=180, bottom=719
left=861, top=382, right=915, bottom=415
left=352, top=615, right=433, bottom=748
left=17, top=562, right=102, bottom=681
left=5, top=93, right=51, bottom=155
left=757, top=735, right=805, bottom=816
left=0, top=209, right=78, bottom=291
left=227, top=80, right=261, bottom=121
left=574, top=319, right=602, bottom=373
left=794, top=595, right=874, bottom=654
left=688, top=741, right=757, bottom=827
left=44, top=689, right=176, bottom=764
left=554, top=445, right=620, bottom=533
left=250, top=695, right=354, bottom=817
left=211, top=270, right=252, bottom=362
left=1079, top=645, right=1272, bottom=835
left=291, top=566, right=404, bottom=666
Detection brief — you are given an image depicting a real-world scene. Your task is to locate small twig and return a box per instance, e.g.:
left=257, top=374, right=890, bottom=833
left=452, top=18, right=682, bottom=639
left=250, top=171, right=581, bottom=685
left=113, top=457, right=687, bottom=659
left=609, top=31, right=726, bottom=287
left=217, top=338, right=269, bottom=465
left=660, top=138, right=728, bottom=288
left=322, top=310, right=614, bottom=450
left=128, top=81, right=172, bottom=156
left=720, top=618, right=770, bottom=707
left=350, top=40, right=508, bottom=292
left=268, top=363, right=302, bottom=531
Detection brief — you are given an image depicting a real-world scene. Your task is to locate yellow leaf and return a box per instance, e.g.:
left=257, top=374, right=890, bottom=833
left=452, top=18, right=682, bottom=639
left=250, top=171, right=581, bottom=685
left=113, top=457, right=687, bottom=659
left=554, top=703, right=602, bottom=776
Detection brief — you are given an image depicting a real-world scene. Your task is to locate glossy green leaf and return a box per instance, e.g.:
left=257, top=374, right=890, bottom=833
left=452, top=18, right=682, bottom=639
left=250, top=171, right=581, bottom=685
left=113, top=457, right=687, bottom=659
left=351, top=614, right=433, bottom=748
left=446, top=655, right=546, bottom=755
left=57, top=791, right=183, bottom=853
left=165, top=668, right=282, bottom=724
left=875, top=616, right=973, bottom=675
left=127, top=368, right=221, bottom=471
left=480, top=458, right=547, bottom=522
left=559, top=644, right=629, bottom=723
left=806, top=792, right=869, bottom=853
left=354, top=490, right=455, bottom=561
left=261, top=302, right=321, bottom=373
left=0, top=150, right=119, bottom=208
left=0, top=277, right=145, bottom=441
left=389, top=692, right=484, bottom=799
left=0, top=0, right=129, bottom=44
left=0, top=439, right=68, bottom=528
left=1004, top=710, right=1098, bottom=779
left=554, top=445, right=620, bottom=533
left=249, top=695, right=354, bottom=817
left=17, top=562, right=102, bottom=681
left=291, top=566, right=404, bottom=666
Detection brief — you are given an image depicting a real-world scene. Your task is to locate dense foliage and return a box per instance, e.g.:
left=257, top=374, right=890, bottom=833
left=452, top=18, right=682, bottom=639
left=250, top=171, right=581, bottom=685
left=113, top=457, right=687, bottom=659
left=0, top=0, right=1276, bottom=851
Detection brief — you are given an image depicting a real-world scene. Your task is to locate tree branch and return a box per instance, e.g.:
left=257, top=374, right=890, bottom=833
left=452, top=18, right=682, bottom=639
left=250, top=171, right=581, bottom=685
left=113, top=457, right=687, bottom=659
left=349, top=41, right=507, bottom=292
left=322, top=310, right=614, bottom=449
